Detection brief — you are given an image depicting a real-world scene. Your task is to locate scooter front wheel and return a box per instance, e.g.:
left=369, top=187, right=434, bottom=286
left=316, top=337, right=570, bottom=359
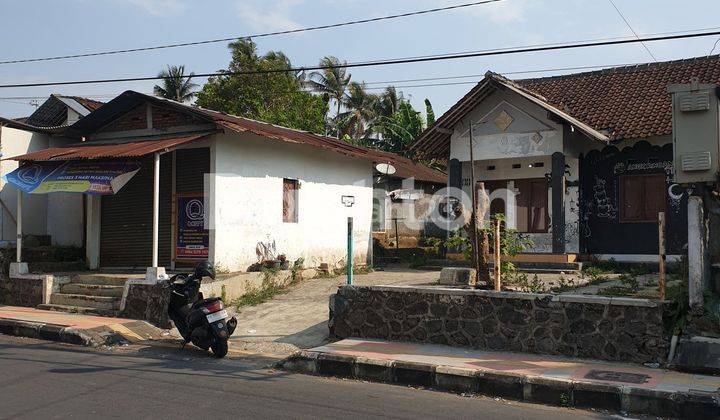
left=211, top=339, right=228, bottom=358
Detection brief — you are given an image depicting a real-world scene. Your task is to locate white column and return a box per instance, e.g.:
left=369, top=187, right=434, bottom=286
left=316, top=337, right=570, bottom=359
left=152, top=152, right=160, bottom=268
left=85, top=195, right=101, bottom=270
left=16, top=189, right=22, bottom=263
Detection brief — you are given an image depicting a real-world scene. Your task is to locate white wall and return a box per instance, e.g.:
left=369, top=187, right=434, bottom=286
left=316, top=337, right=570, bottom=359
left=210, top=132, right=374, bottom=272
left=46, top=137, right=83, bottom=246
left=0, top=126, right=50, bottom=243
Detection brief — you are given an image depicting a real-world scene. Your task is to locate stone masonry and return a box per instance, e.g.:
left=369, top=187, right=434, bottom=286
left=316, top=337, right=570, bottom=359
left=329, top=285, right=674, bottom=364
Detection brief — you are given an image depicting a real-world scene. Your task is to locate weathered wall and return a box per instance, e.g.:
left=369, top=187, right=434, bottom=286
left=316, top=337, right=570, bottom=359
left=0, top=126, right=50, bottom=243
left=330, top=285, right=673, bottom=364
left=580, top=140, right=688, bottom=256
left=211, top=132, right=374, bottom=272
left=119, top=282, right=172, bottom=328
left=0, top=277, right=45, bottom=307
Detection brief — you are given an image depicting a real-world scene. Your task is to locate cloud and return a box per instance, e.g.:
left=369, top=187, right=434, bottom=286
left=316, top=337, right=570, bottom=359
left=236, top=0, right=304, bottom=31
left=122, top=0, right=187, bottom=15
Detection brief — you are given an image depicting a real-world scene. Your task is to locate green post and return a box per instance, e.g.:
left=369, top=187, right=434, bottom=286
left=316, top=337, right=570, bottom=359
left=347, top=216, right=353, bottom=285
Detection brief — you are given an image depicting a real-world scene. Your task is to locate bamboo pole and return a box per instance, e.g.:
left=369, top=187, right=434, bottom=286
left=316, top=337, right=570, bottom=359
left=658, top=211, right=666, bottom=300
left=494, top=218, right=501, bottom=291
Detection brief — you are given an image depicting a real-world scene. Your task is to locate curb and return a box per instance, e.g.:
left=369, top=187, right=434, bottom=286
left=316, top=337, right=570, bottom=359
left=279, top=351, right=720, bottom=418
left=0, top=318, right=97, bottom=346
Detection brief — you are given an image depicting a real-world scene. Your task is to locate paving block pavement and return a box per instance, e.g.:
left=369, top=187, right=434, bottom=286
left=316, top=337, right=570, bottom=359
left=0, top=305, right=175, bottom=346
left=280, top=338, right=720, bottom=417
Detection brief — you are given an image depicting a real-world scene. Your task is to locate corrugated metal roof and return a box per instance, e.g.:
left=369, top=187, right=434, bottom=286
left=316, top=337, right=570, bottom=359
left=8, top=134, right=208, bottom=161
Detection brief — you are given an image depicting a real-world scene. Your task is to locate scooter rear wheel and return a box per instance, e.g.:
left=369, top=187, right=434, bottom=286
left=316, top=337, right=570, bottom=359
left=211, top=339, right=228, bottom=358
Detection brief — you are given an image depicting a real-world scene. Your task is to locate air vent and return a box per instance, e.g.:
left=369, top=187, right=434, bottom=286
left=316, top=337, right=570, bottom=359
left=486, top=165, right=496, bottom=171
left=679, top=92, right=710, bottom=112
left=512, top=164, right=522, bottom=169
left=681, top=151, right=712, bottom=172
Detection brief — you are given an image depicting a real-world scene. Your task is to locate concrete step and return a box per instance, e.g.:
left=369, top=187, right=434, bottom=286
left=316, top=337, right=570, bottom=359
left=49, top=293, right=120, bottom=310
left=37, top=304, right=117, bottom=317
left=61, top=283, right=125, bottom=298
left=70, top=274, right=141, bottom=286
left=28, top=261, right=86, bottom=273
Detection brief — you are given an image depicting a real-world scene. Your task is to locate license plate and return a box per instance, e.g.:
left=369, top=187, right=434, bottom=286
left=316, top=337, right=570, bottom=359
left=206, top=309, right=228, bottom=323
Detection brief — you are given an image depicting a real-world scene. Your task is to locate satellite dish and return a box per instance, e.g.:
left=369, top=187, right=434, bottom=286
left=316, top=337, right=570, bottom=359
left=375, top=162, right=396, bottom=176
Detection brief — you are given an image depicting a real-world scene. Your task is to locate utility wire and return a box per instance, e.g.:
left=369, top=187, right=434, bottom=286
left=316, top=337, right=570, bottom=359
left=1, top=29, right=719, bottom=89
left=710, top=37, right=720, bottom=55
left=0, top=0, right=503, bottom=66
left=607, top=0, right=657, bottom=61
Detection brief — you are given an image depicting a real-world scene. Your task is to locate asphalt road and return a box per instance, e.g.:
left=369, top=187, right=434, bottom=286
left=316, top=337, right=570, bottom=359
left=0, top=335, right=611, bottom=420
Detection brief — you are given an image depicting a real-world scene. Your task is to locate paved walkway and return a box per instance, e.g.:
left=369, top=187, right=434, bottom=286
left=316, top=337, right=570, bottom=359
left=311, top=338, right=720, bottom=395
left=229, top=267, right=438, bottom=355
left=0, top=305, right=172, bottom=344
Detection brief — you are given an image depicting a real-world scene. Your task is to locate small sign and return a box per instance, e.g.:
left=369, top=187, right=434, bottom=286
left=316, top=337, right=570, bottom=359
left=341, top=195, right=355, bottom=207
left=176, top=194, right=209, bottom=259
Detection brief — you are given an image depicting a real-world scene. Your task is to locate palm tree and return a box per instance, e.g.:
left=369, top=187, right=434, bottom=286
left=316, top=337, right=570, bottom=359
left=154, top=65, right=198, bottom=102
left=337, top=82, right=378, bottom=140
left=375, top=86, right=402, bottom=119
left=305, top=56, right=351, bottom=118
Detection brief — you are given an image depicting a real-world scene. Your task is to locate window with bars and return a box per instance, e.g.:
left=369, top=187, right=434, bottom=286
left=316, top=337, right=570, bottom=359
left=619, top=173, right=665, bottom=222
left=283, top=178, right=299, bottom=223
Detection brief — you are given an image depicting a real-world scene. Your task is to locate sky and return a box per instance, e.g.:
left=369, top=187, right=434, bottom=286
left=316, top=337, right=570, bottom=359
left=1, top=0, right=720, bottom=120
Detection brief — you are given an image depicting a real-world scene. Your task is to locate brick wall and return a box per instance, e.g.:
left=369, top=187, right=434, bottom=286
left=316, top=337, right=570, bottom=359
left=99, top=103, right=206, bottom=133
left=100, top=105, right=147, bottom=132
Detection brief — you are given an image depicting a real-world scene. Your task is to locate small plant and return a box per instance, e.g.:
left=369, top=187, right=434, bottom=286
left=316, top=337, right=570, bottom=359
left=618, top=273, right=639, bottom=291
left=517, top=273, right=544, bottom=293
left=598, top=285, right=635, bottom=297
left=220, top=284, right=227, bottom=304
left=444, top=231, right=472, bottom=261
left=554, top=273, right=576, bottom=292
left=421, top=236, right=444, bottom=257
left=583, top=266, right=609, bottom=284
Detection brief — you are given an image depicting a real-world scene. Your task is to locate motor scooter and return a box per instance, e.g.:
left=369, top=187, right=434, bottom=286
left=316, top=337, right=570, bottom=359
left=166, top=261, right=237, bottom=357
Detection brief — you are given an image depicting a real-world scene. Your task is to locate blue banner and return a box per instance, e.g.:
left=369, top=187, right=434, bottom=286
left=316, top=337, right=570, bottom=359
left=5, top=160, right=141, bottom=195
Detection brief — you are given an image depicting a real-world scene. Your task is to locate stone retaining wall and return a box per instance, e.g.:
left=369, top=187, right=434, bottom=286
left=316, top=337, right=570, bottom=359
left=329, top=286, right=674, bottom=364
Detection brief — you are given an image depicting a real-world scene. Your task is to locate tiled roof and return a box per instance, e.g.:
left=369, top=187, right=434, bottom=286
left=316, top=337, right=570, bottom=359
left=517, top=55, right=720, bottom=141
left=62, top=96, right=105, bottom=111
left=411, top=55, right=720, bottom=157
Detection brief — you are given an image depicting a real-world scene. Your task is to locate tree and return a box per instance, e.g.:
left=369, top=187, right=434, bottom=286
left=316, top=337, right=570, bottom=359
left=196, top=39, right=327, bottom=133
left=424, top=99, right=436, bottom=126
left=336, top=82, right=378, bottom=141
left=154, top=65, right=198, bottom=102
left=305, top=56, right=351, bottom=118
left=375, top=87, right=402, bottom=119
left=374, top=101, right=425, bottom=154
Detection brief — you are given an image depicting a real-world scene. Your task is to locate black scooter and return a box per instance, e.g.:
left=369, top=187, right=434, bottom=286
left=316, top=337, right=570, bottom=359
left=165, top=261, right=237, bottom=357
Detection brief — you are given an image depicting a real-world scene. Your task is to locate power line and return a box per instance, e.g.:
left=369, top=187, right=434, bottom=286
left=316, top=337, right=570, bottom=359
left=711, top=37, right=720, bottom=55
left=607, top=0, right=657, bottom=61
left=0, top=0, right=503, bottom=66
left=2, top=29, right=719, bottom=89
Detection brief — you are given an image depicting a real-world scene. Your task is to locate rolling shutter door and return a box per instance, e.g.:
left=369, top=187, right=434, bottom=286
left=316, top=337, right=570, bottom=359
left=100, top=155, right=172, bottom=268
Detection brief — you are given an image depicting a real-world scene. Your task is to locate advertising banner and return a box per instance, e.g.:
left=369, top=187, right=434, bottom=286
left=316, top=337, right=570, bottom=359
left=5, top=160, right=141, bottom=195
left=176, top=194, right=209, bottom=259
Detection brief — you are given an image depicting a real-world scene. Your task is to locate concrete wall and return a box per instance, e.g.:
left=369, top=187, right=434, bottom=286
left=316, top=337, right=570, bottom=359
left=330, top=285, right=673, bottom=364
left=210, top=132, right=374, bottom=272
left=46, top=137, right=83, bottom=246
left=0, top=127, right=50, bottom=243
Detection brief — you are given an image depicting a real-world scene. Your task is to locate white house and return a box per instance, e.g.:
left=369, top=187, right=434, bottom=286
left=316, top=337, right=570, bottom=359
left=0, top=95, right=104, bottom=247
left=8, top=91, right=379, bottom=273
left=410, top=56, right=720, bottom=263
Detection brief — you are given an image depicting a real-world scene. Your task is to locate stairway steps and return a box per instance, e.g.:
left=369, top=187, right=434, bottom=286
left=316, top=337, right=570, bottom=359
left=70, top=274, right=140, bottom=286
left=50, top=293, right=120, bottom=310
left=37, top=304, right=117, bottom=317
left=61, top=283, right=125, bottom=298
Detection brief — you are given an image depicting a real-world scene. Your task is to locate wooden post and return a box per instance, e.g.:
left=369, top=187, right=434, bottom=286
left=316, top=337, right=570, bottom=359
left=658, top=211, right=666, bottom=300
left=469, top=124, right=480, bottom=284
left=476, top=182, right=491, bottom=285
left=494, top=218, right=501, bottom=291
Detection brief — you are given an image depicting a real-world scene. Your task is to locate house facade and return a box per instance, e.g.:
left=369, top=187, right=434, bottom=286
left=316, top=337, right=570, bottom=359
left=0, top=95, right=104, bottom=247
left=7, top=91, right=391, bottom=273
left=412, top=56, right=720, bottom=262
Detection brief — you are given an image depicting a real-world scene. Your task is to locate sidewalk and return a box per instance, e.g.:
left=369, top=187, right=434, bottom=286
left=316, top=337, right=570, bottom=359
left=0, top=305, right=174, bottom=346
left=281, top=338, right=720, bottom=417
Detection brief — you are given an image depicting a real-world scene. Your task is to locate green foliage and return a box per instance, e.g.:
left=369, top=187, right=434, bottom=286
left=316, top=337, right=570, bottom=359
left=196, top=39, right=327, bottom=133
left=665, top=282, right=689, bottom=334
left=220, top=284, right=227, bottom=304
left=424, top=99, right=435, bottom=127
left=154, top=65, right=198, bottom=102
left=582, top=266, right=609, bottom=284
left=444, top=231, right=472, bottom=261
left=618, top=273, right=640, bottom=291
left=372, top=101, right=425, bottom=154
left=554, top=273, right=577, bottom=292
left=421, top=236, right=444, bottom=256
left=484, top=214, right=534, bottom=257
left=514, top=273, right=544, bottom=293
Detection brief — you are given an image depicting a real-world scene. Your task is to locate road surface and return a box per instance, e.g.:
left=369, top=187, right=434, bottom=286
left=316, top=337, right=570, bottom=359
left=0, top=335, right=610, bottom=419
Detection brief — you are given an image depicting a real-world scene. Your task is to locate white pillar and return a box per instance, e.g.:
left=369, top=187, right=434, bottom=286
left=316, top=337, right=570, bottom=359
left=688, top=195, right=707, bottom=308
left=152, top=152, right=160, bottom=268
left=16, top=189, right=22, bottom=263
left=85, top=195, right=101, bottom=270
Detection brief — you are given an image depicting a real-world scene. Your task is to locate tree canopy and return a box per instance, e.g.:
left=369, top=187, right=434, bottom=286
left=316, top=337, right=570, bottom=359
left=195, top=39, right=327, bottom=134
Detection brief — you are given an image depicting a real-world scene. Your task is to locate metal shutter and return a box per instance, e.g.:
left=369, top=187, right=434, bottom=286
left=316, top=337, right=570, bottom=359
left=100, top=155, right=172, bottom=268
left=175, top=148, right=210, bottom=194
